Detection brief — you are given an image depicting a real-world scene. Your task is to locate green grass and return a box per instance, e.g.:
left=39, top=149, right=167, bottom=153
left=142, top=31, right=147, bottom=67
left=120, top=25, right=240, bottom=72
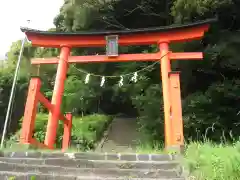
left=136, top=141, right=164, bottom=154
left=184, top=141, right=240, bottom=180
left=136, top=140, right=240, bottom=180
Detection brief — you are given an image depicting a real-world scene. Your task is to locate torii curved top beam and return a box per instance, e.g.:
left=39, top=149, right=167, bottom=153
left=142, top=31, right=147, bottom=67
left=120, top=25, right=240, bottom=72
left=21, top=18, right=217, bottom=48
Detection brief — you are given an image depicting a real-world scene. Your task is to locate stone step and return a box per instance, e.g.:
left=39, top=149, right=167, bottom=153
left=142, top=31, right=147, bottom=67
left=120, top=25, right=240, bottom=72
left=0, top=162, right=181, bottom=178
left=0, top=157, right=180, bottom=170
left=0, top=171, right=185, bottom=180
left=0, top=151, right=176, bottom=161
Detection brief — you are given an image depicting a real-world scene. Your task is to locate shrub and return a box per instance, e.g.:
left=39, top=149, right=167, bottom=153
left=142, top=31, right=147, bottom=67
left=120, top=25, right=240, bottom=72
left=70, top=114, right=113, bottom=151
left=9, top=113, right=112, bottom=151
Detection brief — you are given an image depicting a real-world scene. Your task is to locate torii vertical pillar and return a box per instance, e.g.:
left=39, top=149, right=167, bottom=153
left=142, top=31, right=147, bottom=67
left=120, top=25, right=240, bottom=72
left=44, top=46, right=70, bottom=149
left=159, top=42, right=172, bottom=149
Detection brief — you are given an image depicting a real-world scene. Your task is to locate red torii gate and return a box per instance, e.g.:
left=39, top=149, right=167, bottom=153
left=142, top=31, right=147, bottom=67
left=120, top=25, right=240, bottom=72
left=20, top=18, right=215, bottom=151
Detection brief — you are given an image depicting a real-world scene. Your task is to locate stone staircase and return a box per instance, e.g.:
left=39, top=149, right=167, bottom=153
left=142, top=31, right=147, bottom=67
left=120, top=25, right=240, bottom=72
left=0, top=151, right=186, bottom=180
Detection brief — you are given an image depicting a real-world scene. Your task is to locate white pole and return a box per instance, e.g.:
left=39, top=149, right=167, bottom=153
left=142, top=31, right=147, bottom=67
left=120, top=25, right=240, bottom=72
left=0, top=37, right=26, bottom=148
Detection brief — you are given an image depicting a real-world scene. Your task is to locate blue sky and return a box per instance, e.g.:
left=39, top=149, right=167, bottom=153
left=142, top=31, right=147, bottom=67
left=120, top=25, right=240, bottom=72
left=0, top=0, right=64, bottom=59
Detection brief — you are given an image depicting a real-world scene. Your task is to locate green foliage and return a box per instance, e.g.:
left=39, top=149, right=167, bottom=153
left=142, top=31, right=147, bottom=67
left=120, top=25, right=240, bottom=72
left=54, top=0, right=109, bottom=31
left=131, top=83, right=164, bottom=144
left=62, top=75, right=97, bottom=114
left=0, top=67, right=28, bottom=133
left=183, top=79, right=240, bottom=142
left=7, top=176, right=36, bottom=180
left=172, top=0, right=232, bottom=23
left=8, top=177, right=16, bottom=180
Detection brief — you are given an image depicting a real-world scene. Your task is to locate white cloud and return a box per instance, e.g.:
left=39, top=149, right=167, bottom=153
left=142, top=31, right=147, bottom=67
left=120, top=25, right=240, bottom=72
left=0, top=0, right=64, bottom=58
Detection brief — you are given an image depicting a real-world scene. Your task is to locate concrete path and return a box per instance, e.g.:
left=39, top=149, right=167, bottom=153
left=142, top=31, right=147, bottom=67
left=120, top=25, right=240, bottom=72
left=96, top=118, right=139, bottom=153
